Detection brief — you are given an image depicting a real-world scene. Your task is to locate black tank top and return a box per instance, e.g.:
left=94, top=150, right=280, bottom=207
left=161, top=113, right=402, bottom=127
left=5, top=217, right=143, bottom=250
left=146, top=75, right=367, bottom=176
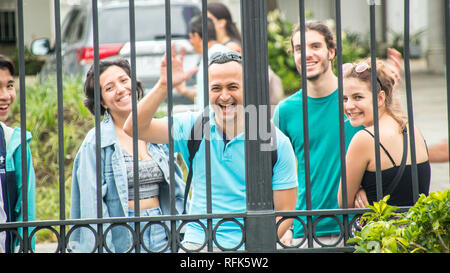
left=360, top=128, right=431, bottom=206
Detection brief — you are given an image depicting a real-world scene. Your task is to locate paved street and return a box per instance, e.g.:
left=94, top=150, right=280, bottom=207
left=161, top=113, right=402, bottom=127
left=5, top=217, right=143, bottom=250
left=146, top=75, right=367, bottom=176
left=403, top=59, right=449, bottom=192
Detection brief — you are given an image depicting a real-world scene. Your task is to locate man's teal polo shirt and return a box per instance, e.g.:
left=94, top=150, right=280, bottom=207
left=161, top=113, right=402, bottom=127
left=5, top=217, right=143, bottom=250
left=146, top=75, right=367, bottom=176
left=163, top=110, right=298, bottom=249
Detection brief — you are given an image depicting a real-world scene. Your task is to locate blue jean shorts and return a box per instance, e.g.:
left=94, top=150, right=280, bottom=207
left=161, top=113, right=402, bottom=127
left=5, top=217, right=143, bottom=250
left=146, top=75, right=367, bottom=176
left=128, top=207, right=169, bottom=253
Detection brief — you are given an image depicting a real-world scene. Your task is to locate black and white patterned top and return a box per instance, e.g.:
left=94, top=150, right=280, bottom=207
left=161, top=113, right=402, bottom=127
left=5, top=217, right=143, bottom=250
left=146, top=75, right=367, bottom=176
left=122, top=147, right=164, bottom=200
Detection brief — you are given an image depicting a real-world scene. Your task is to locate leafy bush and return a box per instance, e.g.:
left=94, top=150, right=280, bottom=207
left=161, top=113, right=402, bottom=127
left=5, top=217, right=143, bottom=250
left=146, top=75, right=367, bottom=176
left=10, top=46, right=46, bottom=75
left=348, top=190, right=449, bottom=253
left=267, top=9, right=305, bottom=95
left=7, top=76, right=92, bottom=241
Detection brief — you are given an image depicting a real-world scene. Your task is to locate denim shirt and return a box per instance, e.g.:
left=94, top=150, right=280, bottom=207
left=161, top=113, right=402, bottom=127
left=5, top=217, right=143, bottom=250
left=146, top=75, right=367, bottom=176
left=69, top=114, right=185, bottom=253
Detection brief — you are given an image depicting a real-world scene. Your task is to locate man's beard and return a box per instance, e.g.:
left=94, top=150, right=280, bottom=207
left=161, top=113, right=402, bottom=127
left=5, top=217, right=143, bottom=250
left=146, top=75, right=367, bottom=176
left=297, top=54, right=331, bottom=82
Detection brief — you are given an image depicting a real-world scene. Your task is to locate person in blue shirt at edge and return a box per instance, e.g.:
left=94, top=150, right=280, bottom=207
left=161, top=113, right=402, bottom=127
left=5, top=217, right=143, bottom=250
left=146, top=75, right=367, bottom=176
left=273, top=21, right=403, bottom=247
left=0, top=54, right=36, bottom=253
left=69, top=58, right=191, bottom=253
left=123, top=50, right=298, bottom=251
left=175, top=15, right=229, bottom=111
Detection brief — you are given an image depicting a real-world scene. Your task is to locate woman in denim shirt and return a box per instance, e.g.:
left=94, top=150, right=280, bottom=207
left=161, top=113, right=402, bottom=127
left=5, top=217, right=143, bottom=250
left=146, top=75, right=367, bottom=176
left=69, top=58, right=186, bottom=253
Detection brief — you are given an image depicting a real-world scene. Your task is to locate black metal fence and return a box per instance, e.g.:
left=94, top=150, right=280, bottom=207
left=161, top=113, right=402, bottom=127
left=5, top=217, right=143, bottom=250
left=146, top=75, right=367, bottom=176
left=0, top=0, right=449, bottom=253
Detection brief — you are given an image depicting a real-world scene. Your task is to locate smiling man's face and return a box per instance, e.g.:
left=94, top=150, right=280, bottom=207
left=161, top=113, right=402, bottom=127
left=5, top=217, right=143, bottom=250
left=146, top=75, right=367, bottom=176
left=0, top=68, right=16, bottom=122
left=208, top=61, right=244, bottom=130
left=292, top=30, right=335, bottom=82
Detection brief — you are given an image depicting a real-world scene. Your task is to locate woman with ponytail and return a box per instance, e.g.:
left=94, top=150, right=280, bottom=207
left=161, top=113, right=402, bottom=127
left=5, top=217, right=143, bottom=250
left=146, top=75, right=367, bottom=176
left=338, top=59, right=430, bottom=208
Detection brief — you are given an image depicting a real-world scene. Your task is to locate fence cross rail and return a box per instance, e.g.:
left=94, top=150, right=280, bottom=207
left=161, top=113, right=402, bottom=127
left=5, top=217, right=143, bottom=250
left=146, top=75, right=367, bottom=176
left=0, top=0, right=447, bottom=253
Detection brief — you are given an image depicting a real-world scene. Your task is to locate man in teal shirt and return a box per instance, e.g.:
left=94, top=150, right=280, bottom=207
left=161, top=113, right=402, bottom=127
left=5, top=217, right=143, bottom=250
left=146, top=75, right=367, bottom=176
left=273, top=21, right=361, bottom=247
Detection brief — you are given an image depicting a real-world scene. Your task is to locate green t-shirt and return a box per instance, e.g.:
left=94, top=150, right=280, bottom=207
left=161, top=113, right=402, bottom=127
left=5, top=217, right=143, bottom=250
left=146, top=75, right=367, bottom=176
left=273, top=89, right=362, bottom=237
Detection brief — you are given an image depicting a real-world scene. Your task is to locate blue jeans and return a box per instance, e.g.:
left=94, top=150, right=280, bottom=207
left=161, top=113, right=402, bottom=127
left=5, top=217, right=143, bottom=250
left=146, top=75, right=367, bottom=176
left=128, top=207, right=169, bottom=253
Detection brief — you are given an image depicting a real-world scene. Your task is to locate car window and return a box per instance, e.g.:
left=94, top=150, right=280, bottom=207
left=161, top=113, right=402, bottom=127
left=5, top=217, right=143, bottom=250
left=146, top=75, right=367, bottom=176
left=74, top=13, right=86, bottom=42
left=62, top=9, right=82, bottom=43
left=98, top=5, right=200, bottom=44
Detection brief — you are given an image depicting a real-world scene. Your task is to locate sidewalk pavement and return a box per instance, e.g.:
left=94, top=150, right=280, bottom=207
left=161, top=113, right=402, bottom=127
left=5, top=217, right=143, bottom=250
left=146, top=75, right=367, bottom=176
left=404, top=59, right=449, bottom=193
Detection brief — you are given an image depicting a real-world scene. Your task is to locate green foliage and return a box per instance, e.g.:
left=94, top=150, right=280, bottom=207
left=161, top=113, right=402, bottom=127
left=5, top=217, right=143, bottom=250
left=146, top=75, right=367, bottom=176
left=388, top=28, right=426, bottom=56
left=9, top=76, right=93, bottom=187
left=8, top=76, right=93, bottom=236
left=267, top=9, right=304, bottom=95
left=348, top=191, right=450, bottom=253
left=340, top=31, right=370, bottom=65
left=10, top=46, right=46, bottom=75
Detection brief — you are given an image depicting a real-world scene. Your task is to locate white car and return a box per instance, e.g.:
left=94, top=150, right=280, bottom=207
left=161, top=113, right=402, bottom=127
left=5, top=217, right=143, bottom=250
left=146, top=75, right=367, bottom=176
left=31, top=0, right=201, bottom=105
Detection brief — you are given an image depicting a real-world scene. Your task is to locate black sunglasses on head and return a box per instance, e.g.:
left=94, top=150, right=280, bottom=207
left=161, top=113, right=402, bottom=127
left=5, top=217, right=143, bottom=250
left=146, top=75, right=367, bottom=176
left=208, top=51, right=242, bottom=66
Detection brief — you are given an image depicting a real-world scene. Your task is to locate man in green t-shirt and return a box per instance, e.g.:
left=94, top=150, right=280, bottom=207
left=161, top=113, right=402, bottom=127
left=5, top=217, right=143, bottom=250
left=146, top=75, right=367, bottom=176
left=273, top=21, right=361, bottom=247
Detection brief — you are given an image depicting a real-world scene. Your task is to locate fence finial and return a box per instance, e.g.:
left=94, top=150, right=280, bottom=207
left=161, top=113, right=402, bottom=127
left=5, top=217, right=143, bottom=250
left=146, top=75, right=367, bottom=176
left=367, top=0, right=381, bottom=5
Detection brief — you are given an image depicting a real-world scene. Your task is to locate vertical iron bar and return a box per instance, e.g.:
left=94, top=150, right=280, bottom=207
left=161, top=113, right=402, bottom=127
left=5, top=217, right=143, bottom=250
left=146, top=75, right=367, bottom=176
left=91, top=0, right=103, bottom=253
left=369, top=1, right=383, bottom=201
left=164, top=0, right=176, bottom=252
left=54, top=0, right=66, bottom=253
left=17, top=0, right=28, bottom=253
left=334, top=0, right=350, bottom=243
left=128, top=0, right=140, bottom=253
left=242, top=0, right=274, bottom=252
left=200, top=0, right=213, bottom=252
left=403, top=0, right=419, bottom=203
left=444, top=0, right=450, bottom=179
left=298, top=0, right=313, bottom=249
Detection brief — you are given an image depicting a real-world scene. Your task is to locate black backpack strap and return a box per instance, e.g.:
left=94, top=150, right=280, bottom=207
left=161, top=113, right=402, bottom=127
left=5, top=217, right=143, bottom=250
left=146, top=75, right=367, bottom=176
left=183, top=116, right=278, bottom=214
left=270, top=121, right=277, bottom=171
left=385, top=128, right=408, bottom=195
left=0, top=125, right=15, bottom=253
left=183, top=111, right=210, bottom=214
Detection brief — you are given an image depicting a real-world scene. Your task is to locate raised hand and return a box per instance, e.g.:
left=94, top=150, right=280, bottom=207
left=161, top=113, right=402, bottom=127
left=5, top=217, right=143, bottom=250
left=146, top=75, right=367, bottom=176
left=160, top=44, right=198, bottom=87
left=386, top=48, right=403, bottom=90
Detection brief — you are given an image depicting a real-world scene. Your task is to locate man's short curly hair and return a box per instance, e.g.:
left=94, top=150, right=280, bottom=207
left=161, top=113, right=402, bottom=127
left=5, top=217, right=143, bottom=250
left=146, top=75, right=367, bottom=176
left=290, top=20, right=336, bottom=54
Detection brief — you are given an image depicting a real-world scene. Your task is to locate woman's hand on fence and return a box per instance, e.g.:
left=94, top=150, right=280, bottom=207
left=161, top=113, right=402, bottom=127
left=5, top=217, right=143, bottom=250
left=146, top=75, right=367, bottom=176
left=354, top=188, right=369, bottom=208
left=280, top=229, right=293, bottom=246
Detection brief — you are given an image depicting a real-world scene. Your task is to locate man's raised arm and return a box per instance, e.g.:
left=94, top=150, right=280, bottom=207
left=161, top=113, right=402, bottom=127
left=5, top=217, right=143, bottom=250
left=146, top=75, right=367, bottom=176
left=123, top=45, right=197, bottom=143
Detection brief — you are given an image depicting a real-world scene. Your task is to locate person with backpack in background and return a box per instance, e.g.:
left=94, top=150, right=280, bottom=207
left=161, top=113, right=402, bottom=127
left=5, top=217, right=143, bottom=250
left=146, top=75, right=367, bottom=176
left=207, top=2, right=284, bottom=117
left=124, top=50, right=298, bottom=251
left=0, top=54, right=36, bottom=253
left=174, top=15, right=229, bottom=111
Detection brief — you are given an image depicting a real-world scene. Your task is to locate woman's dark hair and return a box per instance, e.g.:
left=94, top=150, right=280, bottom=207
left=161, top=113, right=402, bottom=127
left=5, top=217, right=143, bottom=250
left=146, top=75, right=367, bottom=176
left=0, top=54, right=15, bottom=76
left=84, top=58, right=144, bottom=116
left=207, top=2, right=242, bottom=44
left=189, top=15, right=217, bottom=41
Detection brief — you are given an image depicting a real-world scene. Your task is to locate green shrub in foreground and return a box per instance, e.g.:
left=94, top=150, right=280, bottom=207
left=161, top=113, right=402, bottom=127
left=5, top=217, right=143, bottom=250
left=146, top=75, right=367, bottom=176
left=349, top=190, right=449, bottom=253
